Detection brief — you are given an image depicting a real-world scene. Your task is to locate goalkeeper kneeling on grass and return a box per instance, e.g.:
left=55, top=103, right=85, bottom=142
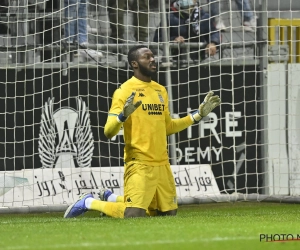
left=64, top=45, right=221, bottom=219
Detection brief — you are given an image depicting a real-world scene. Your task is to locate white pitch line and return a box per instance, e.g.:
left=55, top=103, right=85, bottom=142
left=2, top=237, right=257, bottom=250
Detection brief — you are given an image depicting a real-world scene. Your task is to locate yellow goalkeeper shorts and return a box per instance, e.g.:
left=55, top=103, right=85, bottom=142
left=124, top=162, right=178, bottom=212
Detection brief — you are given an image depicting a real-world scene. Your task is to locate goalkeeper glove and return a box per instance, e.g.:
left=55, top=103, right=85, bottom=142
left=117, top=92, right=142, bottom=122
left=191, top=91, right=221, bottom=122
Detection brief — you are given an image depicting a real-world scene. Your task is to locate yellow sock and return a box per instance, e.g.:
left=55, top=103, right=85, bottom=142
left=116, top=196, right=124, bottom=202
left=90, top=199, right=126, bottom=218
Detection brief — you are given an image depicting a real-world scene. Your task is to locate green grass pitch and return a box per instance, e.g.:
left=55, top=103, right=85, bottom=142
left=0, top=202, right=300, bottom=250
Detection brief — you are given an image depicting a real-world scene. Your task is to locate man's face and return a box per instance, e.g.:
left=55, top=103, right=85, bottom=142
left=135, top=48, right=157, bottom=77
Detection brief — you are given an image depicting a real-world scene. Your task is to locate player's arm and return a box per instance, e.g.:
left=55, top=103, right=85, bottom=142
left=104, top=115, right=123, bottom=139
left=165, top=90, right=193, bottom=135
left=166, top=91, right=221, bottom=135
left=165, top=114, right=193, bottom=136
left=104, top=92, right=142, bottom=139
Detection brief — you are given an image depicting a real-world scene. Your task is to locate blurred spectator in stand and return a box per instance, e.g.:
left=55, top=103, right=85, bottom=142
left=0, top=1, right=11, bottom=63
left=207, top=0, right=256, bottom=32
left=234, top=0, right=256, bottom=32
left=107, top=0, right=149, bottom=45
left=154, top=0, right=221, bottom=61
left=0, top=1, right=8, bottom=32
left=206, top=0, right=225, bottom=30
left=0, top=1, right=8, bottom=14
left=64, top=0, right=103, bottom=60
left=87, top=24, right=98, bottom=34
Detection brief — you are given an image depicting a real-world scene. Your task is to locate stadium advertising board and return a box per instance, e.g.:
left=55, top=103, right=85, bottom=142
left=0, top=65, right=261, bottom=195
left=0, top=165, right=219, bottom=206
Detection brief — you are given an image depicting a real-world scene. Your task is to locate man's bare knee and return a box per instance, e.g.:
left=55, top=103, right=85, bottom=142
left=157, top=209, right=177, bottom=216
left=124, top=207, right=146, bottom=218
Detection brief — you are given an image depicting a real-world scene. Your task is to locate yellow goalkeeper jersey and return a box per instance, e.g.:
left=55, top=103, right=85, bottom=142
left=109, top=76, right=172, bottom=166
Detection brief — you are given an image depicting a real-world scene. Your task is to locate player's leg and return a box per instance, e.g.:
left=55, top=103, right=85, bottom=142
left=87, top=197, right=126, bottom=218
left=98, top=187, right=124, bottom=202
left=64, top=161, right=160, bottom=219
left=156, top=164, right=178, bottom=216
left=98, top=187, right=156, bottom=216
left=147, top=194, right=158, bottom=216
left=157, top=209, right=177, bottom=216
left=63, top=193, right=126, bottom=218
left=96, top=188, right=124, bottom=217
left=123, top=162, right=157, bottom=218
left=124, top=207, right=146, bottom=217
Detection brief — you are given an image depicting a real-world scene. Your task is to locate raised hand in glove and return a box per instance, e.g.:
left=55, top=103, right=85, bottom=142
left=191, top=91, right=221, bottom=122
left=117, top=92, right=142, bottom=122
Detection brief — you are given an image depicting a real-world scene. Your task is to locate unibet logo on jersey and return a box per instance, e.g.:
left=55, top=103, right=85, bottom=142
left=142, top=103, right=165, bottom=115
left=141, top=104, right=165, bottom=111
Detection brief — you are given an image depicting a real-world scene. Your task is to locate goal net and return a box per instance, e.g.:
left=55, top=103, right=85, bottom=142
left=0, top=0, right=300, bottom=213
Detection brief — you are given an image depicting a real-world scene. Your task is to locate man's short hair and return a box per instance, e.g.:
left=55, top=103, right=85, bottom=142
left=127, top=45, right=148, bottom=68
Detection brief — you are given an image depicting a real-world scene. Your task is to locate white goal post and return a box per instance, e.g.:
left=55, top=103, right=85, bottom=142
left=1, top=0, right=300, bottom=213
